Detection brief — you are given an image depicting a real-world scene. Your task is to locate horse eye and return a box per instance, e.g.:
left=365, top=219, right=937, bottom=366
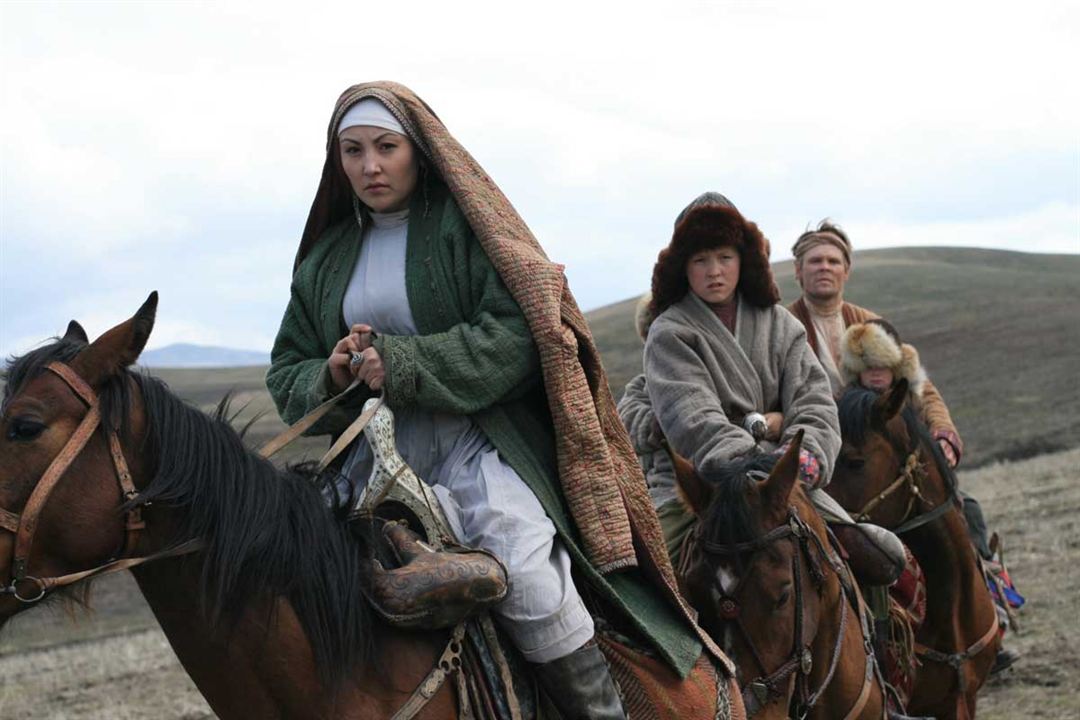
left=844, top=456, right=866, bottom=471
left=775, top=590, right=791, bottom=609
left=7, top=418, right=45, bottom=442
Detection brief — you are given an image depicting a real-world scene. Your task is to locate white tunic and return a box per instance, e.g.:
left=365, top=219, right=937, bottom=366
left=338, top=208, right=591, bottom=663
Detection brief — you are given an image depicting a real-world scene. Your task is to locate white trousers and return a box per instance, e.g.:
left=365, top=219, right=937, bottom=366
left=341, top=408, right=594, bottom=663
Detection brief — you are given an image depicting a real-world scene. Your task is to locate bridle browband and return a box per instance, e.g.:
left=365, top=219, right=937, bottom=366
left=689, top=503, right=871, bottom=719
left=0, top=362, right=198, bottom=603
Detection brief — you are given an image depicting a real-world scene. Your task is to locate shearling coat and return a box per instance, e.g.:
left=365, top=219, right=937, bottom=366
left=787, top=297, right=964, bottom=461
left=645, top=291, right=841, bottom=485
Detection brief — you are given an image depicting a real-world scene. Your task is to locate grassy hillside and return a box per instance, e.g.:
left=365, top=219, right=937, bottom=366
left=589, top=247, right=1080, bottom=468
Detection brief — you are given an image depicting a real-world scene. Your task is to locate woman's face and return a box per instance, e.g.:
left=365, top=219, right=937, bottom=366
left=860, top=367, right=895, bottom=392
left=686, top=247, right=741, bottom=306
left=339, top=126, right=420, bottom=213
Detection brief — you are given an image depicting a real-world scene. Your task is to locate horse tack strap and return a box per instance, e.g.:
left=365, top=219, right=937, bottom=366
left=44, top=362, right=97, bottom=407
left=391, top=621, right=468, bottom=720
left=0, top=508, right=19, bottom=533
left=915, top=615, right=1000, bottom=668
left=12, top=403, right=103, bottom=581
left=257, top=379, right=363, bottom=459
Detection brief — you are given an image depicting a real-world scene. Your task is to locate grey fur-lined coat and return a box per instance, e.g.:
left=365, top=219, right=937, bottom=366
left=644, top=291, right=841, bottom=484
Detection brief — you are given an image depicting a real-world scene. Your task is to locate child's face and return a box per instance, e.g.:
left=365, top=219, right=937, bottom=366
left=860, top=367, right=895, bottom=391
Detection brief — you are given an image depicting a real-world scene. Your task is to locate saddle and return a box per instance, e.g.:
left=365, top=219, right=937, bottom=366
left=365, top=519, right=508, bottom=629
left=347, top=399, right=509, bottom=630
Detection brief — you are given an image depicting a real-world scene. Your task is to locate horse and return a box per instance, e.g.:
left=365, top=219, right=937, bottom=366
left=1, top=294, right=746, bottom=720
left=670, top=431, right=887, bottom=720
left=0, top=293, right=469, bottom=719
left=829, top=383, right=999, bottom=720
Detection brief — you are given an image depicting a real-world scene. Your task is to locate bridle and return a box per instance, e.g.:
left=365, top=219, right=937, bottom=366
left=686, top=503, right=857, bottom=719
left=850, top=416, right=960, bottom=536
left=0, top=362, right=198, bottom=603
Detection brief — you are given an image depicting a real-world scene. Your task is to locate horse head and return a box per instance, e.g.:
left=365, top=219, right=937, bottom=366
left=0, top=293, right=158, bottom=624
left=829, top=380, right=946, bottom=528
left=673, top=431, right=838, bottom=718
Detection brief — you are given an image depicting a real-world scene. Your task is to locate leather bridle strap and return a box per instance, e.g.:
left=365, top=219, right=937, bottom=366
left=10, top=399, right=102, bottom=582
left=1, top=361, right=155, bottom=602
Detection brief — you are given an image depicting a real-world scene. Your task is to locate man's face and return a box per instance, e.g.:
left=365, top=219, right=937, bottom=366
left=795, top=244, right=850, bottom=302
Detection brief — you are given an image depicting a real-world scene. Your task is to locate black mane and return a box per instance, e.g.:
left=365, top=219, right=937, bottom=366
left=700, top=453, right=780, bottom=553
left=837, top=386, right=956, bottom=493
left=4, top=339, right=375, bottom=688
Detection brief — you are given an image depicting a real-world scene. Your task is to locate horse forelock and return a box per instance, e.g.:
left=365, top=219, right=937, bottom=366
left=701, top=453, right=779, bottom=553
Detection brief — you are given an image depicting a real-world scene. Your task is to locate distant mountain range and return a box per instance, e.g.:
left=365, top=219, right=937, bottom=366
left=138, top=343, right=269, bottom=368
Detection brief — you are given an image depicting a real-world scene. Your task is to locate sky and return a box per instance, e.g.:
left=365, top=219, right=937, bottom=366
left=1, top=0, right=1077, bottom=359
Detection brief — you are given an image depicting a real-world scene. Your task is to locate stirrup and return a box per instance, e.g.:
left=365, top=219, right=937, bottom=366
left=368, top=520, right=509, bottom=630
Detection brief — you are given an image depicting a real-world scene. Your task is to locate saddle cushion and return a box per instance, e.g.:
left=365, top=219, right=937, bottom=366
left=597, top=635, right=741, bottom=720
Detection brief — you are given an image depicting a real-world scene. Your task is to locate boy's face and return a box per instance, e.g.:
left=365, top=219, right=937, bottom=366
left=860, top=367, right=895, bottom=392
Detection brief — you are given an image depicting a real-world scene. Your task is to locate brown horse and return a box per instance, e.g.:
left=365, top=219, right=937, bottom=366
left=1, top=295, right=745, bottom=720
left=672, top=433, right=886, bottom=720
left=830, top=383, right=999, bottom=720
left=0, top=293, right=468, bottom=719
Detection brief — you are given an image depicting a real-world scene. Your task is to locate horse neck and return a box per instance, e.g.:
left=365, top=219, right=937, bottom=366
left=796, top=493, right=884, bottom=720
left=129, top=546, right=456, bottom=720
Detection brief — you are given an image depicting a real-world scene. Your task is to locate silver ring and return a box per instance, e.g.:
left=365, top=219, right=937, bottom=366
left=349, top=351, right=365, bottom=368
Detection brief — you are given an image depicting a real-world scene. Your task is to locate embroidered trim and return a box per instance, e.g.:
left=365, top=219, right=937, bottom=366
left=384, top=338, right=418, bottom=407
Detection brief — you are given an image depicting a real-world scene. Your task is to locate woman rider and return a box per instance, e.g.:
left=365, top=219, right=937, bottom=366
left=266, top=83, right=731, bottom=717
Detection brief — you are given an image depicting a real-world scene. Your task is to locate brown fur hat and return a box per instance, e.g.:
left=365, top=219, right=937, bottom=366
left=649, top=194, right=780, bottom=318
left=840, top=320, right=926, bottom=397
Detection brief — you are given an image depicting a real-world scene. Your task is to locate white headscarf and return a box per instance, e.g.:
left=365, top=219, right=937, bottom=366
left=337, top=98, right=406, bottom=136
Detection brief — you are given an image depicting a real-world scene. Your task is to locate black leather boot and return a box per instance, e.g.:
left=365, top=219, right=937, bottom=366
left=534, top=640, right=627, bottom=719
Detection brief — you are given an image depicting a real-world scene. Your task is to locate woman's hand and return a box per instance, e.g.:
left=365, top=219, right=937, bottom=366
left=764, top=412, right=784, bottom=442
left=328, top=324, right=381, bottom=392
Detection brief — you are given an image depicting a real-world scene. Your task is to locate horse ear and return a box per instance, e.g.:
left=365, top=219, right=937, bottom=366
left=63, top=320, right=89, bottom=344
left=759, top=429, right=804, bottom=518
left=72, top=292, right=158, bottom=387
left=872, top=378, right=909, bottom=428
left=668, top=444, right=713, bottom=517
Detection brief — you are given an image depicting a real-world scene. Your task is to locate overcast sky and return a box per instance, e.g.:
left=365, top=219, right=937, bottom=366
left=2, top=0, right=1077, bottom=359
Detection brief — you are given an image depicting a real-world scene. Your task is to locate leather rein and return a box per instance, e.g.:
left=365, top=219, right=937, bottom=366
left=690, top=503, right=875, bottom=719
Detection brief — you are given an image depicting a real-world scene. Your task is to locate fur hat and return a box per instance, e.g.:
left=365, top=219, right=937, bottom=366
left=635, top=292, right=655, bottom=342
left=649, top=194, right=780, bottom=318
left=840, top=320, right=926, bottom=398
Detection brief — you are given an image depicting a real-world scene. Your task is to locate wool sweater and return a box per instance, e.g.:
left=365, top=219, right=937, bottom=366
left=787, top=297, right=963, bottom=461
left=645, top=292, right=841, bottom=485
left=267, top=187, right=704, bottom=676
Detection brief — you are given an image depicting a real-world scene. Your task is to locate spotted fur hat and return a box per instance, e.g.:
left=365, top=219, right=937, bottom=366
left=840, top=320, right=926, bottom=397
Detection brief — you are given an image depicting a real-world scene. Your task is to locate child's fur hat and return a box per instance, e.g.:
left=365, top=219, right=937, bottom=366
left=840, top=319, right=926, bottom=398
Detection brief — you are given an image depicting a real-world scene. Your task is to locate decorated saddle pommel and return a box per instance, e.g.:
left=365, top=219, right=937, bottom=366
left=369, top=521, right=509, bottom=630
left=351, top=399, right=509, bottom=629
